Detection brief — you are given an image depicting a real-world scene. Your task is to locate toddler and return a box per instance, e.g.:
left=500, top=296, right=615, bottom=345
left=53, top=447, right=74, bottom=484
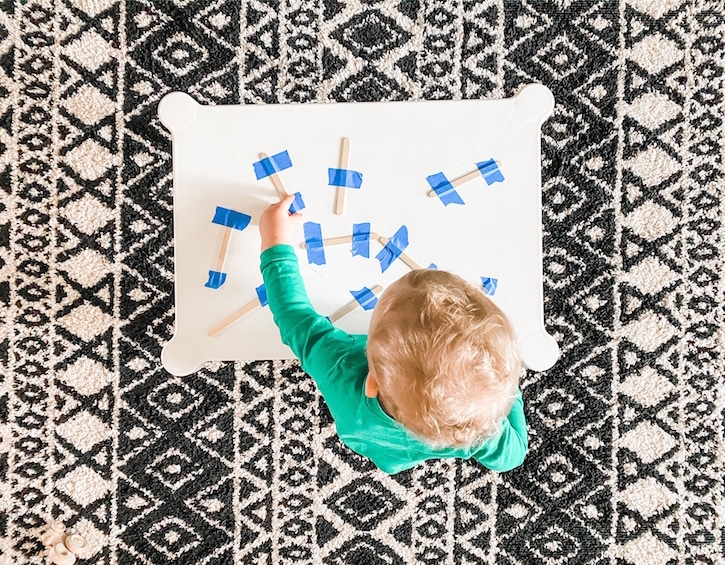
left=258, top=196, right=527, bottom=474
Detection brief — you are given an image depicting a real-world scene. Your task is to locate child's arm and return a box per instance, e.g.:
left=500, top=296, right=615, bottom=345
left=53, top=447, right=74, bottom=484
left=259, top=197, right=360, bottom=387
left=472, top=388, right=528, bottom=472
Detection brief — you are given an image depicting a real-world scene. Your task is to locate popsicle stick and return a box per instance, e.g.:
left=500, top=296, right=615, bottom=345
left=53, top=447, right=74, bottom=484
left=427, top=161, right=503, bottom=197
left=377, top=236, right=423, bottom=270
left=213, top=227, right=232, bottom=271
left=259, top=152, right=289, bottom=199
left=207, top=298, right=260, bottom=337
left=451, top=169, right=483, bottom=187
left=334, top=137, right=351, bottom=215
left=329, top=284, right=383, bottom=323
left=300, top=232, right=378, bottom=249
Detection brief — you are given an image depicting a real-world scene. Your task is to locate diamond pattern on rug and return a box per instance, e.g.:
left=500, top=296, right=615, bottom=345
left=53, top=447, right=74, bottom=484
left=1, top=1, right=723, bottom=564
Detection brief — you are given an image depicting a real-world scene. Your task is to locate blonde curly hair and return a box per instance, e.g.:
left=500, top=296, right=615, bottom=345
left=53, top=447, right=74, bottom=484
left=366, top=269, right=521, bottom=448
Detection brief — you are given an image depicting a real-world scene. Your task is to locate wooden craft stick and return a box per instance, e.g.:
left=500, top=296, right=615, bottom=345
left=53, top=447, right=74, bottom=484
left=300, top=232, right=379, bottom=249
left=451, top=169, right=483, bottom=187
left=329, top=284, right=383, bottom=323
left=213, top=228, right=232, bottom=271
left=377, top=236, right=423, bottom=270
left=334, top=137, right=350, bottom=215
left=207, top=298, right=260, bottom=337
left=427, top=161, right=503, bottom=197
left=259, top=152, right=289, bottom=199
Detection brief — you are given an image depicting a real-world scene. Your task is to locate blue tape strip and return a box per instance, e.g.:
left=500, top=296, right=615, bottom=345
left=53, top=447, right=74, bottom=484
left=253, top=150, right=293, bottom=179
left=212, top=207, right=251, bottom=231
left=350, top=287, right=379, bottom=311
left=328, top=168, right=363, bottom=189
left=352, top=222, right=371, bottom=258
left=481, top=276, right=498, bottom=295
left=255, top=283, right=268, bottom=307
left=289, top=192, right=305, bottom=214
left=303, top=222, right=326, bottom=265
left=477, top=160, right=505, bottom=185
left=205, top=270, right=227, bottom=289
left=375, top=225, right=409, bottom=272
left=426, top=172, right=465, bottom=206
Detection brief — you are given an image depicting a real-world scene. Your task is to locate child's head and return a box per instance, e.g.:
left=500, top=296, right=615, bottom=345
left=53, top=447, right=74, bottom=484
left=366, top=269, right=521, bottom=449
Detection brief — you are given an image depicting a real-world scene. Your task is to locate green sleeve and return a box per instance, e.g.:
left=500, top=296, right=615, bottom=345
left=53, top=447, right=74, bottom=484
left=473, top=388, right=528, bottom=472
left=260, top=244, right=363, bottom=396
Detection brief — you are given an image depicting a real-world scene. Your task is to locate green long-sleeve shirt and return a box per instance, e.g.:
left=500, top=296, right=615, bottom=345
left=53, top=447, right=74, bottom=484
left=260, top=244, right=528, bottom=475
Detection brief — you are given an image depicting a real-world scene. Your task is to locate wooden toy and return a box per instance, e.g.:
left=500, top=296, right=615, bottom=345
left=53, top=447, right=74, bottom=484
left=39, top=521, right=87, bottom=564
left=40, top=521, right=65, bottom=547
left=48, top=543, right=75, bottom=565
left=64, top=534, right=87, bottom=554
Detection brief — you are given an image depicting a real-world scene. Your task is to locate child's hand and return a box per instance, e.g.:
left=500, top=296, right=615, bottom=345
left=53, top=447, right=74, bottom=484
left=259, top=195, right=302, bottom=251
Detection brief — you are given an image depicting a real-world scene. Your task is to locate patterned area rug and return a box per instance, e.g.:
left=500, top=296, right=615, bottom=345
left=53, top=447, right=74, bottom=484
left=1, top=1, right=723, bottom=563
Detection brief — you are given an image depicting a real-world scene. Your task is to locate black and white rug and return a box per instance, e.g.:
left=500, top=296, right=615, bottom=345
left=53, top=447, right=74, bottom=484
left=2, top=1, right=723, bottom=563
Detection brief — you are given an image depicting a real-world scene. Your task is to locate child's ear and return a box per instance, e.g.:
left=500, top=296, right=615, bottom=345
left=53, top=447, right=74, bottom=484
left=365, top=374, right=379, bottom=398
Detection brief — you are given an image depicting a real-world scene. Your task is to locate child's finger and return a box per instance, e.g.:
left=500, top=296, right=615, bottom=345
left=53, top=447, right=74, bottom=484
left=274, top=194, right=294, bottom=215
left=278, top=193, right=296, bottom=206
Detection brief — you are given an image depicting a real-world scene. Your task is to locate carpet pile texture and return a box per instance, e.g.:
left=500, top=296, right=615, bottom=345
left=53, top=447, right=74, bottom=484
left=1, top=1, right=723, bottom=563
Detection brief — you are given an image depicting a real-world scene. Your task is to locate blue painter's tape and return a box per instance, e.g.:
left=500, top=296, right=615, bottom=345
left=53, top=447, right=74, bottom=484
left=426, top=172, right=465, bottom=206
left=255, top=283, right=268, bottom=307
left=212, top=207, right=251, bottom=231
left=477, top=160, right=505, bottom=185
left=352, top=222, right=371, bottom=258
left=205, top=270, right=227, bottom=289
left=375, top=225, right=409, bottom=272
left=328, top=168, right=363, bottom=189
left=253, top=150, right=293, bottom=179
left=350, top=287, right=379, bottom=311
left=289, top=192, right=305, bottom=214
left=303, top=222, right=326, bottom=265
left=481, top=276, right=498, bottom=295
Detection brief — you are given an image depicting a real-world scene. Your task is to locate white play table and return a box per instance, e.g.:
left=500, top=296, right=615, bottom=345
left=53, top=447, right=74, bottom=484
left=158, top=85, right=559, bottom=376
